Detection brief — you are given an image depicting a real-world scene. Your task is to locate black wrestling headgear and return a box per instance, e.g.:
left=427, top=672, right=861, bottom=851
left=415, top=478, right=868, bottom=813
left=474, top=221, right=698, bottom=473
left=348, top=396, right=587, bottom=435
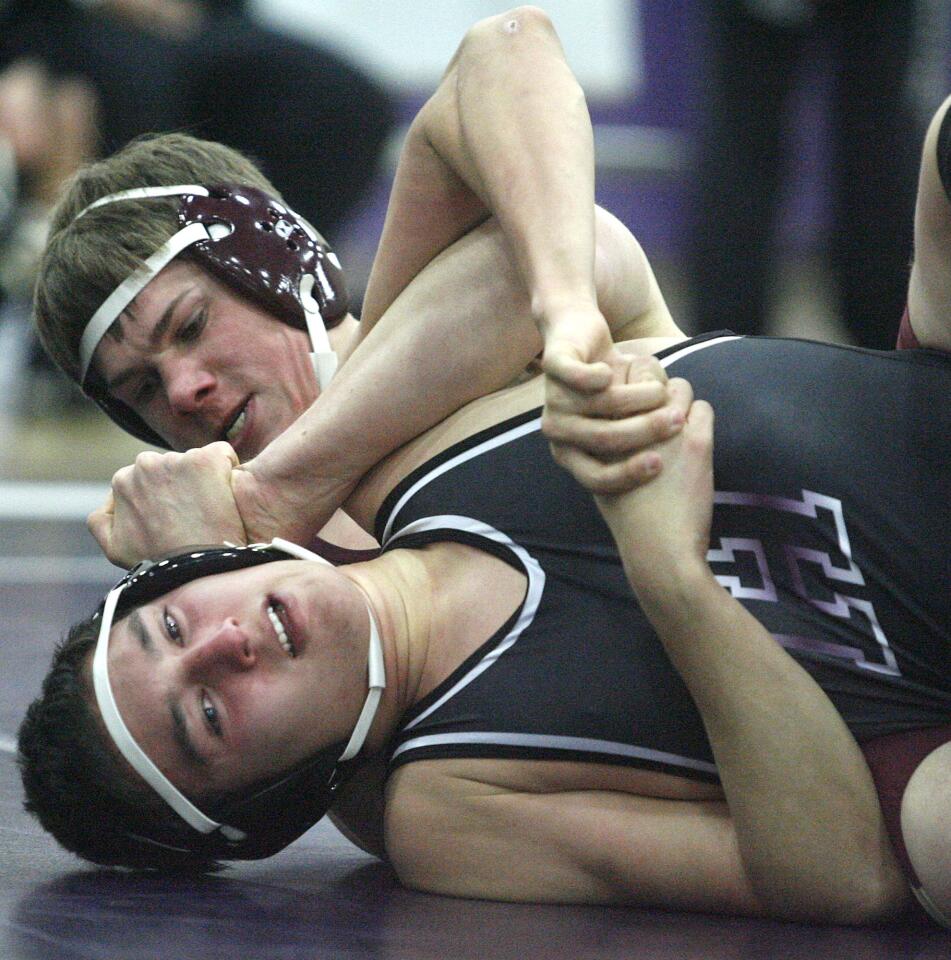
left=89, top=538, right=384, bottom=863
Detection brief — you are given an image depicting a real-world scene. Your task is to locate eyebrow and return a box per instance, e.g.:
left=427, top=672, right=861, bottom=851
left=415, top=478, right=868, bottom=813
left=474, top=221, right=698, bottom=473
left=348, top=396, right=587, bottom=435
left=130, top=610, right=157, bottom=658
left=104, top=287, right=194, bottom=393
left=169, top=699, right=209, bottom=769
left=128, top=609, right=209, bottom=768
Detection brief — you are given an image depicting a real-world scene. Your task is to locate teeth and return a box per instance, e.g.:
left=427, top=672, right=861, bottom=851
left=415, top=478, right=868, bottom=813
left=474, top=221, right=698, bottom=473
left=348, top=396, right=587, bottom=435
left=225, top=406, right=247, bottom=443
left=267, top=602, right=296, bottom=657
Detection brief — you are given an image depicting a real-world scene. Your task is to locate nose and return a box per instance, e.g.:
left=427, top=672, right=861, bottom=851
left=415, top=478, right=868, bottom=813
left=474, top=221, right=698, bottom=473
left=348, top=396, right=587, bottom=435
left=163, top=359, right=217, bottom=416
left=181, top=619, right=256, bottom=680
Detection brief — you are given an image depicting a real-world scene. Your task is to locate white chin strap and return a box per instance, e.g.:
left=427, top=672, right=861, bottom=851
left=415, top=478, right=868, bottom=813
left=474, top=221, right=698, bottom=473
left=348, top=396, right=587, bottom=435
left=75, top=185, right=337, bottom=392
left=298, top=274, right=338, bottom=391
left=91, top=537, right=385, bottom=839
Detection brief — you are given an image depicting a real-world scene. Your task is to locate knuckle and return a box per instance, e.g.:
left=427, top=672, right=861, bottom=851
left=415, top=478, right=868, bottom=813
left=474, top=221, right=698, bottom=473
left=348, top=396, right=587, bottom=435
left=645, top=356, right=668, bottom=382
left=134, top=450, right=160, bottom=468
left=669, top=377, right=694, bottom=404
left=111, top=465, right=132, bottom=490
left=547, top=439, right=567, bottom=465
left=540, top=412, right=562, bottom=440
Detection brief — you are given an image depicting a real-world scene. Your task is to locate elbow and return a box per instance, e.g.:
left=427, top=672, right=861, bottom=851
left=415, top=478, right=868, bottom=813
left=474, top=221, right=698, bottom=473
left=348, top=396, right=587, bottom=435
left=462, top=6, right=558, bottom=56
left=761, top=873, right=911, bottom=926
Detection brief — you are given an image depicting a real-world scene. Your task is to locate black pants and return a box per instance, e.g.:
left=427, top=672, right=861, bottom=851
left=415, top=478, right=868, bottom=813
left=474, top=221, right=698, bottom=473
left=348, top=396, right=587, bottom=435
left=688, top=0, right=920, bottom=349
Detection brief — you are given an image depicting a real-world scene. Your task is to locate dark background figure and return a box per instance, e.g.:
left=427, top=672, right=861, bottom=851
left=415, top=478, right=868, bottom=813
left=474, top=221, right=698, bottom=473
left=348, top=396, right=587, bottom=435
left=688, top=0, right=921, bottom=349
left=182, top=0, right=395, bottom=243
left=0, top=0, right=394, bottom=409
left=0, top=0, right=395, bottom=237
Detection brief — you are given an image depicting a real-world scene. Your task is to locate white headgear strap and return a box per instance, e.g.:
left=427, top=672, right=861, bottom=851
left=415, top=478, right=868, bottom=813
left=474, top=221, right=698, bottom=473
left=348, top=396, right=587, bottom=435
left=91, top=537, right=386, bottom=838
left=74, top=185, right=338, bottom=392
left=76, top=186, right=212, bottom=385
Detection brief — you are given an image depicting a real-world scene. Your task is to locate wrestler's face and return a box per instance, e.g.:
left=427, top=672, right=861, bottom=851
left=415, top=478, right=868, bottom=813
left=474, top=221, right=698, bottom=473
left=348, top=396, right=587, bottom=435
left=100, top=561, right=372, bottom=801
left=91, top=260, right=355, bottom=458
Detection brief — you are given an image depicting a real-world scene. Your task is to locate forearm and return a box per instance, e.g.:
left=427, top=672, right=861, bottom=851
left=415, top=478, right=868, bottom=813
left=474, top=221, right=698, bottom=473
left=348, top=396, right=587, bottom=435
left=241, top=229, right=539, bottom=533
left=238, top=209, right=664, bottom=543
left=450, top=7, right=596, bottom=323
left=626, top=560, right=907, bottom=922
left=364, top=8, right=598, bottom=333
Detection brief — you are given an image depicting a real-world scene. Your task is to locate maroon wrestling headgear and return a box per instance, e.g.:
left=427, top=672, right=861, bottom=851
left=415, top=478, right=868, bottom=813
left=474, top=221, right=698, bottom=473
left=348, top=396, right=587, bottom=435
left=75, top=184, right=349, bottom=448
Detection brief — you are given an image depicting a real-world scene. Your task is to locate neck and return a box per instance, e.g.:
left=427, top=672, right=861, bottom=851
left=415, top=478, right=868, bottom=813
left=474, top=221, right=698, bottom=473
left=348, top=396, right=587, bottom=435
left=338, top=551, right=435, bottom=757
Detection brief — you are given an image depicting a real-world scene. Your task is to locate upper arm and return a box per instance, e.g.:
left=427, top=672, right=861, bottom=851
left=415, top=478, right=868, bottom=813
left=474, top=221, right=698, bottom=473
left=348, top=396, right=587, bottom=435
left=901, top=742, right=951, bottom=926
left=384, top=762, right=762, bottom=914
left=593, top=206, right=682, bottom=341
left=908, top=94, right=951, bottom=352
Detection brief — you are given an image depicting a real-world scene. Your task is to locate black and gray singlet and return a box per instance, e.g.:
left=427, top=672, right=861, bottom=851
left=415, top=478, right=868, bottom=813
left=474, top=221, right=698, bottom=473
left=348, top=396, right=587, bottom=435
left=376, top=334, right=951, bottom=783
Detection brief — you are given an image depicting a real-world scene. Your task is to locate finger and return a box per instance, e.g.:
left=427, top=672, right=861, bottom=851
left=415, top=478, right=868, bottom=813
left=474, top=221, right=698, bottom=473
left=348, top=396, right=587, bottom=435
left=666, top=377, right=694, bottom=413
left=134, top=449, right=166, bottom=470
left=200, top=440, right=241, bottom=468
left=549, top=441, right=663, bottom=495
left=542, top=347, right=613, bottom=394
left=622, top=354, right=669, bottom=387
left=542, top=402, right=686, bottom=458
left=86, top=504, right=112, bottom=551
left=109, top=463, right=136, bottom=497
left=683, top=399, right=715, bottom=455
left=86, top=504, right=131, bottom=567
left=546, top=377, right=668, bottom=420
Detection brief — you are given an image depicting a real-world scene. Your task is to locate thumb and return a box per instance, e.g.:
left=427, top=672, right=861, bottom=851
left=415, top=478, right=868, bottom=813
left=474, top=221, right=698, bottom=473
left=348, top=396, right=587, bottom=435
left=205, top=440, right=241, bottom=471
left=543, top=341, right=613, bottom=393
left=87, top=493, right=121, bottom=562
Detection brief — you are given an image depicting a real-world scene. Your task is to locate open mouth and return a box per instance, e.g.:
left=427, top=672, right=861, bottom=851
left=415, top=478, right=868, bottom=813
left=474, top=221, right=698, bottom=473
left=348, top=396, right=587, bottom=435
left=224, top=400, right=249, bottom=445
left=266, top=599, right=297, bottom=657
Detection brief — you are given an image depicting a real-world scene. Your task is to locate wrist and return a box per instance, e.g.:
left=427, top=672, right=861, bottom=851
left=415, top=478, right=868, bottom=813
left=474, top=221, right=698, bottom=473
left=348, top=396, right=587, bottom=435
left=625, top=557, right=720, bottom=627
left=531, top=289, right=598, bottom=330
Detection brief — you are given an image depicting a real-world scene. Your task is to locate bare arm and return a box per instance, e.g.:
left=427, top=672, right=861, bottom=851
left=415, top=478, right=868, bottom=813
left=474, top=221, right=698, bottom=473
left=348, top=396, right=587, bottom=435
left=907, top=93, right=951, bottom=352
left=231, top=207, right=678, bottom=546
left=548, top=375, right=908, bottom=921
left=385, top=760, right=764, bottom=915
left=89, top=7, right=685, bottom=566
left=362, top=9, right=593, bottom=334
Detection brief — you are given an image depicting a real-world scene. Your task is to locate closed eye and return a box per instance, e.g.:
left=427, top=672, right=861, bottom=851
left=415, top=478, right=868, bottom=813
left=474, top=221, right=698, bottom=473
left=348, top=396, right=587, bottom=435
left=133, top=373, right=160, bottom=407
left=178, top=307, right=207, bottom=343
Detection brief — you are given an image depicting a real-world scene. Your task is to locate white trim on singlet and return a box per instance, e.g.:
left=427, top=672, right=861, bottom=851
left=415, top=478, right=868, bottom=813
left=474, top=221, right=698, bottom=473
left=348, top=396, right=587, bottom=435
left=656, top=334, right=742, bottom=370
left=384, top=515, right=716, bottom=778
left=387, top=516, right=545, bottom=732
left=380, top=417, right=541, bottom=546
left=381, top=337, right=749, bottom=775
left=380, top=336, right=741, bottom=545
left=657, top=334, right=743, bottom=369
left=390, top=731, right=719, bottom=776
